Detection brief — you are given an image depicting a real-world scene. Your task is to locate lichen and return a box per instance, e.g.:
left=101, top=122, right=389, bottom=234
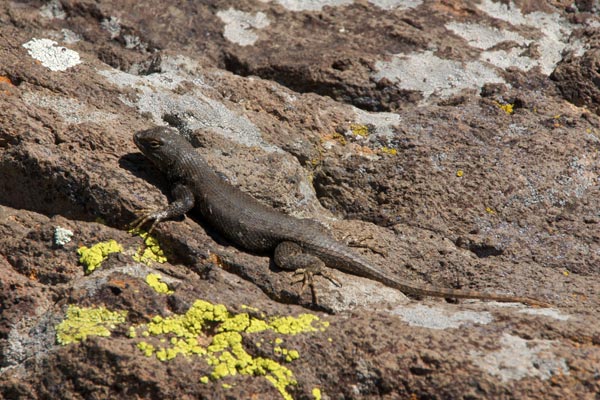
left=133, top=299, right=327, bottom=399
left=380, top=146, right=397, bottom=156
left=53, top=226, right=73, bottom=246
left=332, top=132, right=347, bottom=145
left=145, top=273, right=174, bottom=294
left=130, top=229, right=167, bottom=265
left=312, top=387, right=322, bottom=400
left=77, top=239, right=123, bottom=274
left=137, top=341, right=155, bottom=357
left=350, top=123, right=370, bottom=137
left=56, top=305, right=127, bottom=345
left=494, top=101, right=514, bottom=115
left=268, top=314, right=320, bottom=335
left=128, top=326, right=137, bottom=338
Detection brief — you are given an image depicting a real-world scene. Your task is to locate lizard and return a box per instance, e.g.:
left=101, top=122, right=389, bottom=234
left=131, top=126, right=549, bottom=307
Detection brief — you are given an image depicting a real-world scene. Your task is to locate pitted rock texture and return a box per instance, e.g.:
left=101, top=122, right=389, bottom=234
left=1, top=0, right=600, bottom=399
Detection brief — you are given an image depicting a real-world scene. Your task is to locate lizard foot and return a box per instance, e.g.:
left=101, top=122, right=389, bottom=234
left=128, top=208, right=165, bottom=235
left=291, top=266, right=341, bottom=303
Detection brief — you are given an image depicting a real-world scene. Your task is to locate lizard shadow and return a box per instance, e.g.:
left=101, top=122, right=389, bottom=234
left=120, top=152, right=171, bottom=199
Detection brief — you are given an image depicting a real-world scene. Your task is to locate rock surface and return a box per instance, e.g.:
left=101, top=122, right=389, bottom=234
left=1, top=0, right=600, bottom=399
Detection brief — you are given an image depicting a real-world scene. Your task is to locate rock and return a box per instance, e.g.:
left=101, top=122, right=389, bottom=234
left=1, top=0, right=599, bottom=399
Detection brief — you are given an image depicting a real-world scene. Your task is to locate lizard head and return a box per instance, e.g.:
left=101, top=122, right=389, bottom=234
left=134, top=126, right=193, bottom=169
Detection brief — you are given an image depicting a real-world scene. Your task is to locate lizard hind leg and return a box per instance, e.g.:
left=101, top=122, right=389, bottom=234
left=274, top=241, right=341, bottom=303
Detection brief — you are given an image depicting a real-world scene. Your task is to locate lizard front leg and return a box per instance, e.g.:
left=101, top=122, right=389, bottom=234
left=131, top=183, right=195, bottom=234
left=274, top=241, right=341, bottom=303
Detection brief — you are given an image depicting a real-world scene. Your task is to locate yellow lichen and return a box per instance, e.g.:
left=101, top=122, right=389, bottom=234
left=284, top=349, right=300, bottom=362
left=494, top=101, right=514, bottom=115
left=350, top=123, right=369, bottom=137
left=130, top=229, right=167, bottom=265
left=77, top=240, right=123, bottom=274
left=485, top=207, right=496, bottom=214
left=137, top=341, right=155, bottom=357
left=380, top=146, right=397, bottom=156
left=269, top=314, right=320, bottom=335
left=312, top=387, right=322, bottom=400
left=456, top=169, right=464, bottom=177
left=132, top=299, right=326, bottom=399
left=145, top=273, right=174, bottom=294
left=332, top=132, right=347, bottom=145
left=56, top=305, right=127, bottom=345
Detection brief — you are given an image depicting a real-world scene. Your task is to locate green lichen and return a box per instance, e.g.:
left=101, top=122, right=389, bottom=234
left=56, top=305, right=127, bottom=345
left=130, top=229, right=167, bottom=265
left=77, top=240, right=123, bottom=274
left=133, top=299, right=326, bottom=399
left=145, top=273, right=174, bottom=294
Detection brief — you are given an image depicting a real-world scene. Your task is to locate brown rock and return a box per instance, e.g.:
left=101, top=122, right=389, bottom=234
left=1, top=0, right=599, bottom=399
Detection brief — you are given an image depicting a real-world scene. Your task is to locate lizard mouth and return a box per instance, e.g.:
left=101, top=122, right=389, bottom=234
left=133, top=131, right=145, bottom=151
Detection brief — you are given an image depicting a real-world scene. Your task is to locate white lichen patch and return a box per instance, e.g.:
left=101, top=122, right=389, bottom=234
left=216, top=8, right=270, bottom=46
left=446, top=22, right=529, bottom=51
left=373, top=50, right=504, bottom=100
left=54, top=226, right=74, bottom=247
left=518, top=307, right=570, bottom=321
left=470, top=333, right=569, bottom=381
left=22, top=39, right=81, bottom=71
left=22, top=92, right=117, bottom=125
left=61, top=29, right=81, bottom=44
left=273, top=0, right=353, bottom=12
left=353, top=107, right=401, bottom=140
left=375, top=0, right=584, bottom=101
left=475, top=0, right=584, bottom=75
left=392, top=304, right=493, bottom=329
left=39, top=0, right=66, bottom=19
left=98, top=61, right=280, bottom=153
left=101, top=16, right=122, bottom=39
left=367, top=0, right=422, bottom=10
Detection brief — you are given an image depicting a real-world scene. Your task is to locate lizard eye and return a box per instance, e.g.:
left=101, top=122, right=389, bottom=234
left=148, top=139, right=162, bottom=149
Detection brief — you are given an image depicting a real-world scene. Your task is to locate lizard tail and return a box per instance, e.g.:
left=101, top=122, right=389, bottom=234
left=382, top=277, right=551, bottom=307
left=321, top=243, right=551, bottom=307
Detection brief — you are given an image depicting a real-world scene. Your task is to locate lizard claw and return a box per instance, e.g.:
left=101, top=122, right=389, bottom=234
left=128, top=208, right=163, bottom=235
left=291, top=268, right=318, bottom=303
left=290, top=268, right=311, bottom=295
left=290, top=266, right=341, bottom=304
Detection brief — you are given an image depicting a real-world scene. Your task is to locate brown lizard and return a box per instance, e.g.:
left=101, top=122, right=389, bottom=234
left=132, top=126, right=550, bottom=307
